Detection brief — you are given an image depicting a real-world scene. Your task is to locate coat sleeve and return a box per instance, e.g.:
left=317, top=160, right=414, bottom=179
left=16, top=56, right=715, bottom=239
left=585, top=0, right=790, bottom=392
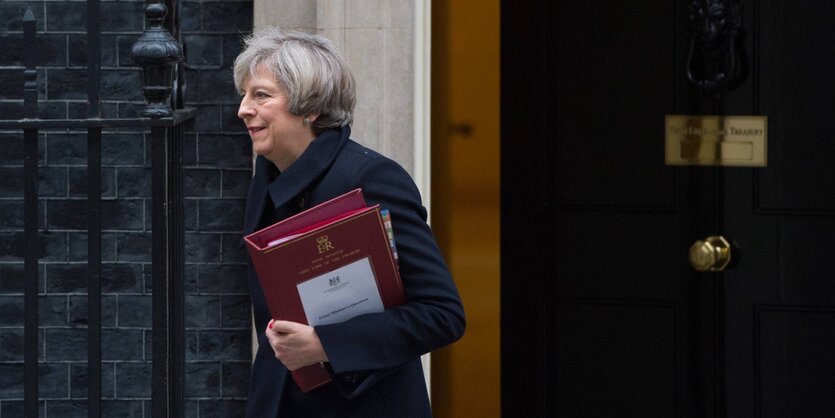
left=314, top=156, right=466, bottom=397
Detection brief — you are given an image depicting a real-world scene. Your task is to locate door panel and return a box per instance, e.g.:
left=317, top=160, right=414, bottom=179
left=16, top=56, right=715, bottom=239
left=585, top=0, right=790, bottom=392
left=504, top=1, right=703, bottom=417
left=546, top=0, right=679, bottom=210
left=542, top=0, right=695, bottom=413
left=756, top=2, right=835, bottom=213
left=553, top=301, right=678, bottom=417
left=756, top=307, right=835, bottom=417
left=724, top=3, right=835, bottom=417
left=502, top=0, right=835, bottom=417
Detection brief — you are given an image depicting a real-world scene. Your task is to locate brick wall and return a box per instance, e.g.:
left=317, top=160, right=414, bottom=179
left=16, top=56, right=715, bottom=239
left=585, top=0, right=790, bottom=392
left=0, top=1, right=253, bottom=417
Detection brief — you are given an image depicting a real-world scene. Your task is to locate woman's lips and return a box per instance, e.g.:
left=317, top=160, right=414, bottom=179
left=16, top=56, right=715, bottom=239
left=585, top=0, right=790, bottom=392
left=248, top=127, right=265, bottom=135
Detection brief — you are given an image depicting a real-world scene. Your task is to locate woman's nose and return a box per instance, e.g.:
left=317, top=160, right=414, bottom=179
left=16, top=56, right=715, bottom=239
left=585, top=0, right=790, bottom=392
left=238, top=97, right=254, bottom=119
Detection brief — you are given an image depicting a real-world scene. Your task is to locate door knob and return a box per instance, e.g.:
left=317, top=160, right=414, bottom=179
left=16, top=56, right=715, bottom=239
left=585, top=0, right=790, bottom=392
left=689, top=235, right=732, bottom=272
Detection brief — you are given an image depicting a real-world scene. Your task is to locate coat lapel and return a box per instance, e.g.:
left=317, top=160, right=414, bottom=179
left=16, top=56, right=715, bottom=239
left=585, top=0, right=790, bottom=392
left=241, top=156, right=276, bottom=237
left=242, top=126, right=350, bottom=237
left=266, top=126, right=349, bottom=209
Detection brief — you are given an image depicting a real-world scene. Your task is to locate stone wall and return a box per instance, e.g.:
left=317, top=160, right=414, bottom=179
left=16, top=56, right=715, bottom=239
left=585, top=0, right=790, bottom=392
left=0, top=1, right=253, bottom=416
left=254, top=0, right=418, bottom=174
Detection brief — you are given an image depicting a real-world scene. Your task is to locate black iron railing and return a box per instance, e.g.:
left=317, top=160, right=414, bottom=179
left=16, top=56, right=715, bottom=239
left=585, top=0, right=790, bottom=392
left=0, top=1, right=192, bottom=417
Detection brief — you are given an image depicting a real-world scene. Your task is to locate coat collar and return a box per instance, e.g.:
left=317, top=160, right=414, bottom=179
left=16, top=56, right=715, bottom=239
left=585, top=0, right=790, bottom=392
left=243, top=126, right=350, bottom=236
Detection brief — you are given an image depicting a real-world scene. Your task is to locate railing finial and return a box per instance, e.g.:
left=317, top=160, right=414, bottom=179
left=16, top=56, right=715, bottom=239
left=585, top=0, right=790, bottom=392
left=130, top=1, right=183, bottom=119
left=22, top=7, right=38, bottom=119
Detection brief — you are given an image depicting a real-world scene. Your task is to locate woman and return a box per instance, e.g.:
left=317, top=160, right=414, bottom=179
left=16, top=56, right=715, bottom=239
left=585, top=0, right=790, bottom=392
left=235, top=28, right=465, bottom=417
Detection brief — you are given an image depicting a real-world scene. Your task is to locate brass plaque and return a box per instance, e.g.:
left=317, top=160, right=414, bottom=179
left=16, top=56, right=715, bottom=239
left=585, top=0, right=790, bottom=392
left=665, top=115, right=767, bottom=166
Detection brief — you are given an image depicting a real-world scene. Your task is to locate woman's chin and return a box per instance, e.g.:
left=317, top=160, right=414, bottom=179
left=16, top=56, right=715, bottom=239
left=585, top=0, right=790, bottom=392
left=252, top=145, right=271, bottom=156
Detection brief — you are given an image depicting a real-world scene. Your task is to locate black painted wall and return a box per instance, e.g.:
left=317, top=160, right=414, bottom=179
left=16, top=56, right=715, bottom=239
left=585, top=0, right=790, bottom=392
left=0, top=1, right=254, bottom=416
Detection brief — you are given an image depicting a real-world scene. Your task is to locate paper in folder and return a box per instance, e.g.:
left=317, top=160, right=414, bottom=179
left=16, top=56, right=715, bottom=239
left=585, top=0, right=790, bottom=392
left=243, top=188, right=405, bottom=392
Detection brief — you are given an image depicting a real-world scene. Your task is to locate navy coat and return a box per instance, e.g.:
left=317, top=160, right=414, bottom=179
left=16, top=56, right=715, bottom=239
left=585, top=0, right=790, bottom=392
left=243, top=126, right=466, bottom=417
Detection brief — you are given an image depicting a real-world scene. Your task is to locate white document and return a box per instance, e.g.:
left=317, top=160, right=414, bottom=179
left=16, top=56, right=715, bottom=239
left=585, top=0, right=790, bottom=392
left=296, top=257, right=385, bottom=326
left=267, top=232, right=303, bottom=247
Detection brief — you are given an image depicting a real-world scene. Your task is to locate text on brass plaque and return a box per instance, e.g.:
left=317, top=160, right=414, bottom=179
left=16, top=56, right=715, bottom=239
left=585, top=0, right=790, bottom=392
left=665, top=115, right=767, bottom=167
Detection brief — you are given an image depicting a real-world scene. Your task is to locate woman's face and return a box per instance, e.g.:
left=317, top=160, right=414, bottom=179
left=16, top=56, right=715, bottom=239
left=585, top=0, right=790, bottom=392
left=237, top=65, right=314, bottom=171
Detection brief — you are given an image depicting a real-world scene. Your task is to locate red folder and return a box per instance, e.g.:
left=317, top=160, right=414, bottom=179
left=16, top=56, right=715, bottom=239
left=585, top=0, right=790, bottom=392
left=244, top=189, right=405, bottom=392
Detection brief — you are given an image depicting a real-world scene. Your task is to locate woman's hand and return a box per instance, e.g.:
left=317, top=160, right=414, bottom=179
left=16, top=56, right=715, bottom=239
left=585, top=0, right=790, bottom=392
left=265, top=319, right=329, bottom=371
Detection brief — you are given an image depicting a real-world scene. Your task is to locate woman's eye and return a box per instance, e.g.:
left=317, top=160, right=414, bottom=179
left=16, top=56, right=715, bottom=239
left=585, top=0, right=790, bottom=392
left=255, top=91, right=269, bottom=99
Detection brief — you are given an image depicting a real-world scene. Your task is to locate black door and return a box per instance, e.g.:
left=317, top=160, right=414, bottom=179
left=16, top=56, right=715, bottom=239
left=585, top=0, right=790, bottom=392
left=501, top=1, right=835, bottom=417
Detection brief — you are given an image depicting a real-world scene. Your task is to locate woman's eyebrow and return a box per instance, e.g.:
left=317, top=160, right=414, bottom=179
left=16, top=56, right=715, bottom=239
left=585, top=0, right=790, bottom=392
left=247, top=83, right=275, bottom=91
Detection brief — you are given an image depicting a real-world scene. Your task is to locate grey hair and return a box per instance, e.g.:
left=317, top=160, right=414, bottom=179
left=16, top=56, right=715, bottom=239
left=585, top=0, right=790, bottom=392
left=233, top=27, right=356, bottom=130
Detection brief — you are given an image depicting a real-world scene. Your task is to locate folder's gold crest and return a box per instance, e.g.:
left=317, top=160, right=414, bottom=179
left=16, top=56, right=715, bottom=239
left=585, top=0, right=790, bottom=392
left=317, top=235, right=335, bottom=253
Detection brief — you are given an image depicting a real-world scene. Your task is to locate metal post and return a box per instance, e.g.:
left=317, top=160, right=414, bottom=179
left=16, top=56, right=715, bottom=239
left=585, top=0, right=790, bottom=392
left=22, top=8, right=39, bottom=418
left=86, top=129, right=102, bottom=418
left=151, top=125, right=185, bottom=417
left=86, top=0, right=103, bottom=417
left=136, top=2, right=186, bottom=414
left=151, top=127, right=168, bottom=417
left=168, top=122, right=186, bottom=418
